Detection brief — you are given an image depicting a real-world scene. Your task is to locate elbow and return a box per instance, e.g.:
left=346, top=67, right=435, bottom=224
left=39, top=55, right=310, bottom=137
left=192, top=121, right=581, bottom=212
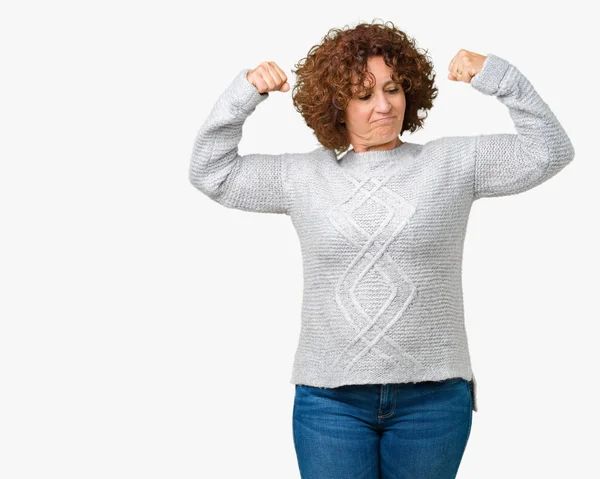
left=188, top=163, right=219, bottom=199
left=558, top=123, right=576, bottom=163
left=544, top=134, right=575, bottom=179
left=188, top=164, right=200, bottom=190
left=565, top=137, right=575, bottom=164
left=188, top=164, right=202, bottom=191
left=555, top=134, right=575, bottom=167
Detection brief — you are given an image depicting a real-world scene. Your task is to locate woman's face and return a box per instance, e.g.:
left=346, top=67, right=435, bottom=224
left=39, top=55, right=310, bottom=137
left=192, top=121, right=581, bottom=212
left=343, top=56, right=406, bottom=152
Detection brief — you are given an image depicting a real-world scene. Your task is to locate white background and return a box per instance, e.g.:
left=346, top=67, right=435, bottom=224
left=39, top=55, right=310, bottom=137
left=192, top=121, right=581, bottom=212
left=1, top=1, right=597, bottom=477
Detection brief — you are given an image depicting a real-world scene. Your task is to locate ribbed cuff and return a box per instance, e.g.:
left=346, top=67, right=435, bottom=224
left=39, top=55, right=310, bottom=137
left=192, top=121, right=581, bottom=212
left=470, top=53, right=511, bottom=96
left=228, top=68, right=270, bottom=115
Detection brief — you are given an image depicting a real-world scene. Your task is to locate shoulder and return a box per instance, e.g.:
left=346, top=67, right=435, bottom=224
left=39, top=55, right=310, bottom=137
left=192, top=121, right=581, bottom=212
left=286, top=145, right=336, bottom=169
left=414, top=136, right=477, bottom=176
left=421, top=135, right=476, bottom=153
left=282, top=145, right=334, bottom=181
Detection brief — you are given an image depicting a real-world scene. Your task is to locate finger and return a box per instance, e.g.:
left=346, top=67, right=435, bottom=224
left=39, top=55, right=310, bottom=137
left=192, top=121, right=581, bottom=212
left=454, top=63, right=464, bottom=81
left=270, top=62, right=290, bottom=91
left=454, top=60, right=474, bottom=83
left=463, top=56, right=478, bottom=83
left=252, top=70, right=269, bottom=94
left=451, top=54, right=466, bottom=82
left=265, top=61, right=283, bottom=85
left=254, top=62, right=277, bottom=92
left=448, top=52, right=460, bottom=73
left=258, top=62, right=277, bottom=91
left=264, top=61, right=286, bottom=91
left=448, top=59, right=461, bottom=81
left=270, top=62, right=288, bottom=84
left=449, top=50, right=471, bottom=81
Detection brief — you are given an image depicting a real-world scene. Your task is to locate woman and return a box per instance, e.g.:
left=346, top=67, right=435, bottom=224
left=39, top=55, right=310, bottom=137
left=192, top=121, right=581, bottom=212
left=189, top=20, right=574, bottom=479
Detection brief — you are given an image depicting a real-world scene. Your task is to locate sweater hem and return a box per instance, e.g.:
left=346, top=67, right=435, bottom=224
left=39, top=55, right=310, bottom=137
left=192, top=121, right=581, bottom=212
left=290, top=367, right=479, bottom=412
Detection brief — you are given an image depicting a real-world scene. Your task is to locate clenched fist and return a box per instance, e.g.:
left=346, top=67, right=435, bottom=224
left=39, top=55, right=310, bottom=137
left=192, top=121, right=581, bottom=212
left=246, top=61, right=290, bottom=94
left=447, top=49, right=487, bottom=84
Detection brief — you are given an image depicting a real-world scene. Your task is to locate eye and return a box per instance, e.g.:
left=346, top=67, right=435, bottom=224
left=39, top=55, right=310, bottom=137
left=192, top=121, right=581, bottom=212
left=358, top=88, right=400, bottom=100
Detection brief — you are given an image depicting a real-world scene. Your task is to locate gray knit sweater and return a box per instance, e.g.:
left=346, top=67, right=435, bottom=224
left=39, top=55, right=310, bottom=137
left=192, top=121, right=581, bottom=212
left=189, top=54, right=575, bottom=412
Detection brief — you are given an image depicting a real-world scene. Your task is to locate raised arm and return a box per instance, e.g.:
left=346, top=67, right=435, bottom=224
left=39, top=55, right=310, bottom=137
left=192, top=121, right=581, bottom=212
left=188, top=68, right=291, bottom=214
left=468, top=53, right=575, bottom=200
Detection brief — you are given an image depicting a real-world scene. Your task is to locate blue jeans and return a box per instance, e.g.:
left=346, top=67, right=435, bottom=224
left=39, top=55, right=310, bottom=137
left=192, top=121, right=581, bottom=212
left=292, top=377, right=472, bottom=479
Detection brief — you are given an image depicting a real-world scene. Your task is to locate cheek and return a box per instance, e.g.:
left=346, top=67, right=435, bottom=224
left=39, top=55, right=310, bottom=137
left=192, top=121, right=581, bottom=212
left=346, top=107, right=371, bottom=127
left=399, top=93, right=407, bottom=110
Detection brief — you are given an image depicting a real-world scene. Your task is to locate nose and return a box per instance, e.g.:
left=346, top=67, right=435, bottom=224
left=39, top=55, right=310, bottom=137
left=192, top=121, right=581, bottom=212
left=374, top=91, right=393, bottom=112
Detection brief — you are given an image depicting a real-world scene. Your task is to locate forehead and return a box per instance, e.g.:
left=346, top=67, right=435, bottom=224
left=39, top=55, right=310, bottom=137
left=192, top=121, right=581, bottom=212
left=350, top=56, right=395, bottom=89
left=366, top=56, right=392, bottom=71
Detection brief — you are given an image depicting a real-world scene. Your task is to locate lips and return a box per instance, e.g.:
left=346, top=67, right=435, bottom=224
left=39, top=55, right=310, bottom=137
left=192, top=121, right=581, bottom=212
left=374, top=116, right=395, bottom=122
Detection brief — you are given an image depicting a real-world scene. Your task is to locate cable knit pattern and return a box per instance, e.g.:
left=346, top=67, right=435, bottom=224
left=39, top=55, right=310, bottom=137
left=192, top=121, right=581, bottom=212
left=189, top=54, right=575, bottom=412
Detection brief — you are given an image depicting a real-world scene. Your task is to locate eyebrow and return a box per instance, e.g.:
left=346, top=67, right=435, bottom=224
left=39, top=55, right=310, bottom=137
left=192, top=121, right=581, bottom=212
left=356, top=79, right=397, bottom=90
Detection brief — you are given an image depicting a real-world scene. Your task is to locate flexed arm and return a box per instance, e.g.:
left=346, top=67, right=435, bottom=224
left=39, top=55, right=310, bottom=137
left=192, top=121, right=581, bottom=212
left=189, top=62, right=293, bottom=214
left=448, top=50, right=575, bottom=200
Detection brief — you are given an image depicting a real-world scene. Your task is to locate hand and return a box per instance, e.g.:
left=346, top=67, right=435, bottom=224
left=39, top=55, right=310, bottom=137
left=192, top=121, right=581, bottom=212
left=246, top=61, right=290, bottom=94
left=447, top=49, right=487, bottom=84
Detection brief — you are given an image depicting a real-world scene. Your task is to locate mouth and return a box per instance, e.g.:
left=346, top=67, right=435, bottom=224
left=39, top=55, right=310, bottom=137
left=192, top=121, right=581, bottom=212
left=374, top=116, right=395, bottom=123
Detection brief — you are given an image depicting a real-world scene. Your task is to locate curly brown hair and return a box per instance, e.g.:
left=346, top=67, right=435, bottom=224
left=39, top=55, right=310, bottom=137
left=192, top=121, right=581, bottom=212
left=291, top=19, right=438, bottom=156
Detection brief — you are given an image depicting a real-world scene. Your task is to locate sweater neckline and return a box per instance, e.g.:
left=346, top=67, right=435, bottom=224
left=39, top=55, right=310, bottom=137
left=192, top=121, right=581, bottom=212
left=335, top=141, right=418, bottom=174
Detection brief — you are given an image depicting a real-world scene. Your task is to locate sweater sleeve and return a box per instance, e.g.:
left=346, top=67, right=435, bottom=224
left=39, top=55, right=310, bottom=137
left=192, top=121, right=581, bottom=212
left=188, top=68, right=291, bottom=215
left=468, top=53, right=575, bottom=200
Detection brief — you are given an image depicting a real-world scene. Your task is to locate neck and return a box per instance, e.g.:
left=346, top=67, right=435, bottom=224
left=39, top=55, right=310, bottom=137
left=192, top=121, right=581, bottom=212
left=353, top=137, right=403, bottom=153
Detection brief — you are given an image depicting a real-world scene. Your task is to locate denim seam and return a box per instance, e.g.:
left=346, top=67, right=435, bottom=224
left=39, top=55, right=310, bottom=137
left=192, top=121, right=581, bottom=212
left=378, top=385, right=398, bottom=419
left=464, top=380, right=473, bottom=441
